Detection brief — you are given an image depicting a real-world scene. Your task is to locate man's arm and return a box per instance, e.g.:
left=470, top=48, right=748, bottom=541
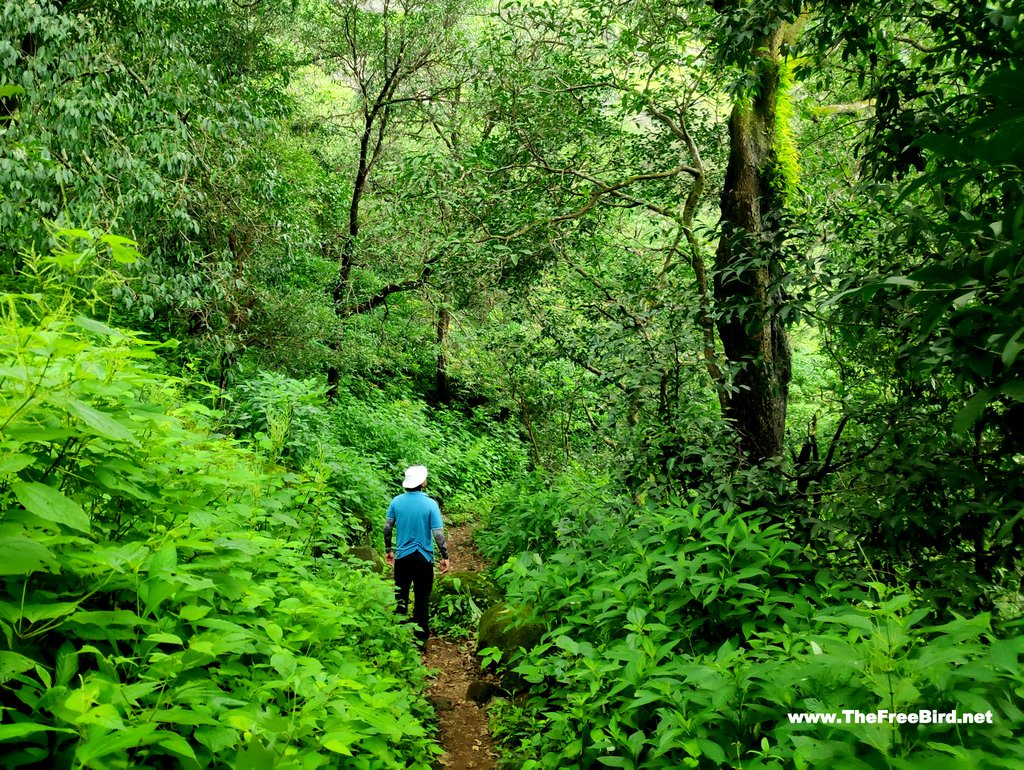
left=384, top=510, right=395, bottom=568
left=432, top=527, right=450, bottom=573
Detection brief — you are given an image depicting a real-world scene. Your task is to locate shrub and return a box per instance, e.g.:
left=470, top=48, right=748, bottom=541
left=0, top=244, right=439, bottom=768
left=474, top=468, right=616, bottom=565
left=489, top=499, right=1024, bottom=768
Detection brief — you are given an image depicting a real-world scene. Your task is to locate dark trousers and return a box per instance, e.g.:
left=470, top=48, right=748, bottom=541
left=394, top=552, right=434, bottom=646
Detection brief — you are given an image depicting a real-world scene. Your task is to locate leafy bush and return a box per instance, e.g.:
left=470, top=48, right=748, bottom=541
left=223, top=371, right=390, bottom=548
left=325, top=383, right=527, bottom=525
left=488, top=499, right=1024, bottom=768
left=475, top=469, right=615, bottom=564
left=0, top=248, right=439, bottom=767
left=226, top=371, right=330, bottom=465
left=430, top=577, right=487, bottom=640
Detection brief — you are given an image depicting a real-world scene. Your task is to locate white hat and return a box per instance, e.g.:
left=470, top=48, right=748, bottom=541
left=402, top=465, right=429, bottom=489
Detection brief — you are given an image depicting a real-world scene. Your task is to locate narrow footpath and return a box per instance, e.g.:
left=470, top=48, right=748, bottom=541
left=425, top=525, right=500, bottom=769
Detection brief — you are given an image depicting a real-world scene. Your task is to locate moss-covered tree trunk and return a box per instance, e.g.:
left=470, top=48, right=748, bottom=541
left=714, top=27, right=793, bottom=462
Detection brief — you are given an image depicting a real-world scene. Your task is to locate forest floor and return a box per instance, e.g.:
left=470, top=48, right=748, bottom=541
left=424, top=525, right=500, bottom=769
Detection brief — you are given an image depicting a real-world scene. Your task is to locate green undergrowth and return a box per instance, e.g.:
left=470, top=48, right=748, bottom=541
left=326, top=384, right=527, bottom=526
left=474, top=468, right=612, bottom=565
left=0, top=241, right=440, bottom=767
left=478, top=477, right=1024, bottom=769
left=223, top=368, right=527, bottom=541
left=431, top=577, right=485, bottom=640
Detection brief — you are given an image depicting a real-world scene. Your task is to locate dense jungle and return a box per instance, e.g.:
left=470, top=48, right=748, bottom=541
left=1, top=0, right=1022, bottom=768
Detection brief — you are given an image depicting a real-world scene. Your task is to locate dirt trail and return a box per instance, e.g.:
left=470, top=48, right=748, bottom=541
left=424, top=525, right=499, bottom=769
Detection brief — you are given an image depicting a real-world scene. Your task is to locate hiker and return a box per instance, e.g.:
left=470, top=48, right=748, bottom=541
left=384, top=465, right=450, bottom=648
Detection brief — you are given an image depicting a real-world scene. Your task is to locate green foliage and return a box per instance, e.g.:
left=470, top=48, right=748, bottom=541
left=0, top=0, right=290, bottom=255
left=785, top=326, right=840, bottom=444
left=0, top=0, right=354, bottom=391
left=772, top=57, right=801, bottom=207
left=216, top=366, right=528, bottom=556
left=475, top=469, right=613, bottom=565
left=0, top=250, right=439, bottom=767
left=430, top=574, right=499, bottom=640
left=328, top=384, right=528, bottom=519
left=5, top=2, right=1024, bottom=765
left=478, top=646, right=503, bottom=669
left=804, top=8, right=1024, bottom=603
left=228, top=371, right=329, bottom=464
left=488, top=499, right=1024, bottom=768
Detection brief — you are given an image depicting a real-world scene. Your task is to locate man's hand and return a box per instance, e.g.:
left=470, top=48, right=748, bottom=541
left=386, top=552, right=395, bottom=569
left=439, top=558, right=451, bottom=574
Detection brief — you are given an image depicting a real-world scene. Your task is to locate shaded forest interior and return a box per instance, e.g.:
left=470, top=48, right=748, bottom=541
left=1, top=0, right=1022, bottom=768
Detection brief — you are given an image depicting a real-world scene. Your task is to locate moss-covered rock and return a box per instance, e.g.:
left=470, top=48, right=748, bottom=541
left=348, top=545, right=386, bottom=574
left=347, top=510, right=374, bottom=546
left=476, top=602, right=545, bottom=657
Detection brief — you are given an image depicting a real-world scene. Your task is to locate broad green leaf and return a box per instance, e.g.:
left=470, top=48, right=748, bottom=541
left=234, top=739, right=279, bottom=770
left=73, top=315, right=122, bottom=338
left=76, top=724, right=159, bottom=762
left=1002, top=329, right=1024, bottom=367
left=0, top=84, right=25, bottom=98
left=145, top=633, right=184, bottom=645
left=156, top=732, right=197, bottom=760
left=55, top=642, right=79, bottom=687
left=195, top=726, right=237, bottom=754
left=270, top=651, right=296, bottom=678
left=22, top=601, right=80, bottom=623
left=882, top=276, right=917, bottom=288
left=57, top=228, right=93, bottom=241
left=147, top=545, right=177, bottom=574
left=0, top=536, right=59, bottom=575
left=814, top=613, right=875, bottom=633
left=554, top=635, right=580, bottom=654
left=12, top=481, right=90, bottom=532
left=0, top=651, right=40, bottom=684
left=94, top=467, right=154, bottom=501
left=98, top=234, right=142, bottom=263
left=178, top=604, right=210, bottom=622
left=698, top=738, right=727, bottom=764
left=62, top=397, right=137, bottom=443
left=881, top=594, right=913, bottom=613
left=67, top=610, right=145, bottom=627
left=264, top=622, right=283, bottom=643
left=953, top=389, right=995, bottom=433
left=1001, top=381, right=1024, bottom=402
left=0, top=453, right=35, bottom=475
left=0, top=722, right=75, bottom=741
left=626, top=606, right=646, bottom=627
left=596, top=757, right=633, bottom=768
left=150, top=708, right=220, bottom=728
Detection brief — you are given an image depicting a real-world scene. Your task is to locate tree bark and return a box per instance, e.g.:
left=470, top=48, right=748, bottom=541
left=714, top=27, right=793, bottom=462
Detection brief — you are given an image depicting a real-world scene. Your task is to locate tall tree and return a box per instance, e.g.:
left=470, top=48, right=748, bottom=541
left=710, top=6, right=802, bottom=462
left=460, top=0, right=806, bottom=464
left=300, top=0, right=466, bottom=394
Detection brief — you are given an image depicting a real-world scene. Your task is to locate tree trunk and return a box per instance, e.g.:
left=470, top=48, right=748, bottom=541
left=714, top=28, right=793, bottom=462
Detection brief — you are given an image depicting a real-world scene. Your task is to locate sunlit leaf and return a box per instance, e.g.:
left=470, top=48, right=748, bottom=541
left=11, top=481, right=91, bottom=532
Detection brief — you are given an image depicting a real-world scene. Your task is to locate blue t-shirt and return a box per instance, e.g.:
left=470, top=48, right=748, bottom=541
left=386, top=491, right=443, bottom=562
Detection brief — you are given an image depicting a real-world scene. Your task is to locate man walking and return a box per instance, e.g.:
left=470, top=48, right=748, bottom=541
left=384, top=465, right=450, bottom=649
